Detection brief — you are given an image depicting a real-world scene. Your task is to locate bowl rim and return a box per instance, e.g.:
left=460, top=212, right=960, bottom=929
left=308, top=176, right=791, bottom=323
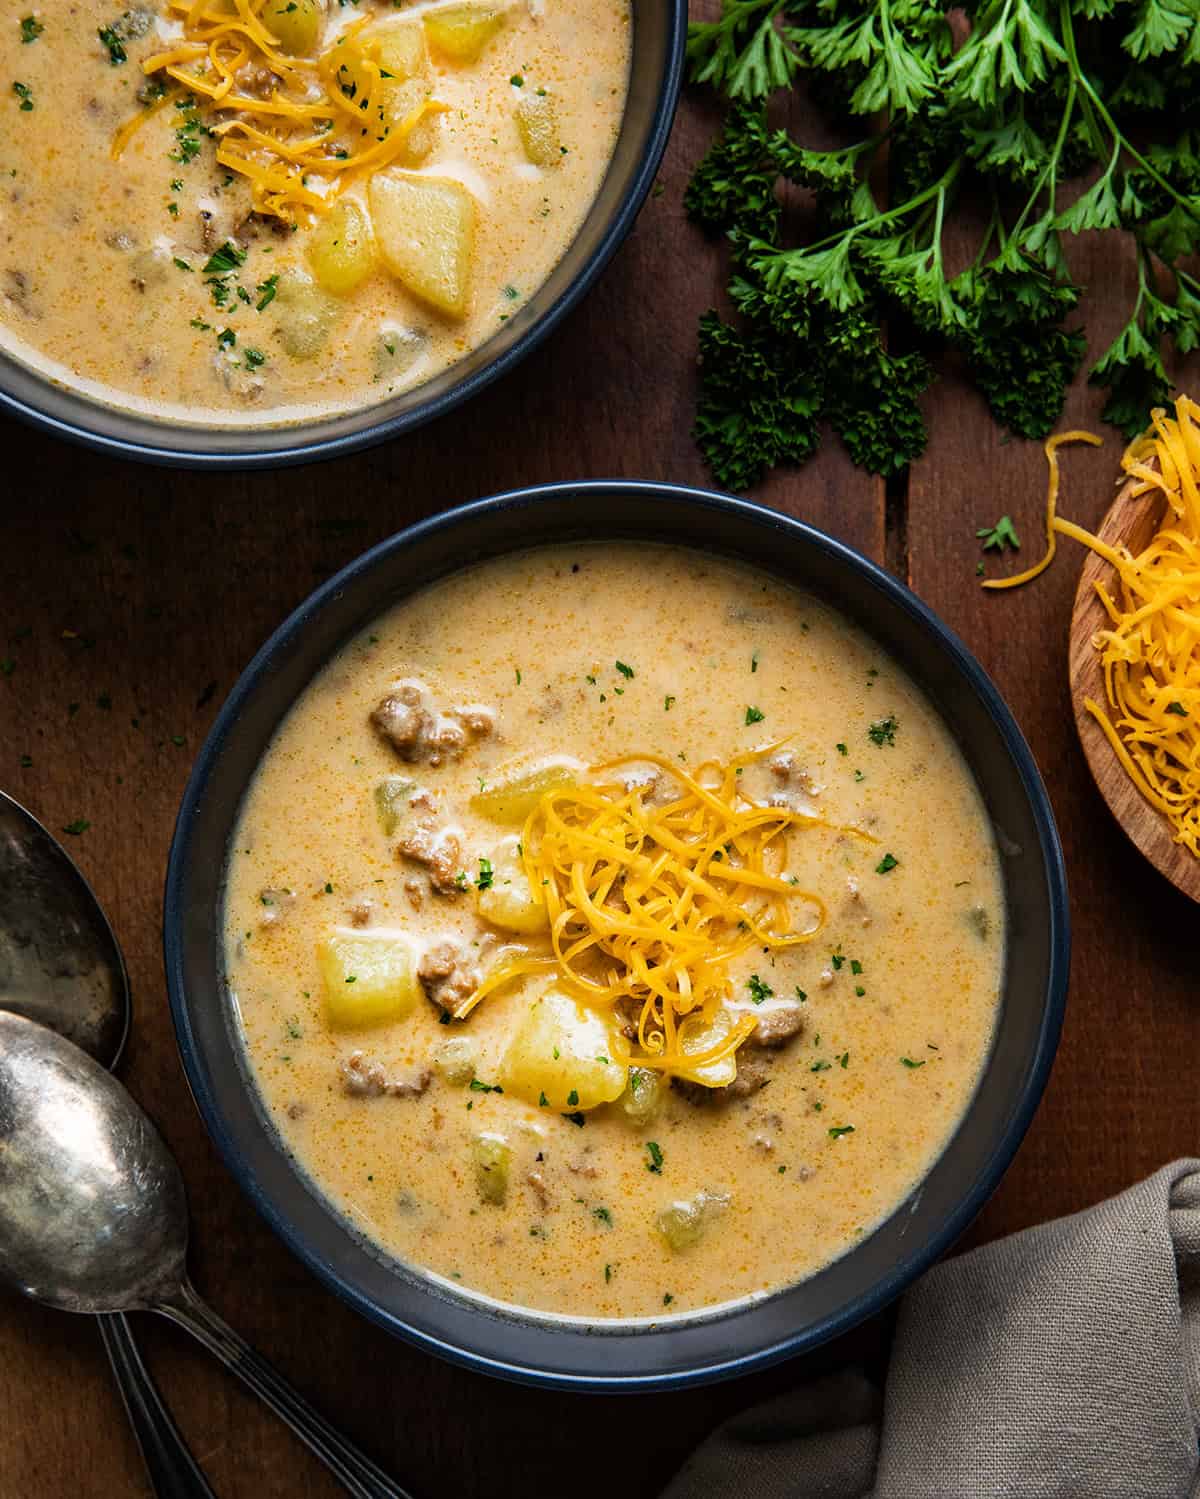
left=0, top=8, right=687, bottom=471
left=164, top=480, right=1070, bottom=1390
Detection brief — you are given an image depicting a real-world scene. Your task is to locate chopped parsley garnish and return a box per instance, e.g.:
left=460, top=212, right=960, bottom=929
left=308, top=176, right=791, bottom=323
left=811, top=1059, right=831, bottom=1072
left=97, top=25, right=127, bottom=64
left=204, top=242, right=246, bottom=276
left=12, top=82, right=33, bottom=111
left=744, top=704, right=765, bottom=725
left=563, top=1111, right=586, bottom=1126
left=901, top=1057, right=926, bottom=1069
left=19, top=17, right=43, bottom=43
left=216, top=328, right=236, bottom=350
left=836, top=742, right=847, bottom=755
left=604, top=1263, right=612, bottom=1283
left=256, top=274, right=279, bottom=311
left=867, top=714, right=898, bottom=747
left=468, top=1077, right=503, bottom=1094
left=1166, top=701, right=1189, bottom=716
left=850, top=959, right=863, bottom=975
left=344, top=975, right=357, bottom=984
left=538, top=1091, right=548, bottom=1107
left=838, top=1051, right=849, bottom=1068
left=751, top=650, right=759, bottom=672
left=62, top=818, right=90, bottom=835
left=794, top=986, right=807, bottom=1001
left=244, top=348, right=266, bottom=369
left=173, top=257, right=192, bottom=272
left=747, top=973, right=773, bottom=1004
left=566, top=1089, right=579, bottom=1106
left=454, top=871, right=469, bottom=891
left=510, top=73, right=524, bottom=86
left=475, top=857, right=494, bottom=891
left=664, top=695, right=676, bottom=711
left=615, top=660, right=634, bottom=679
left=662, top=1292, right=674, bottom=1306
left=830, top=951, right=845, bottom=971
left=875, top=852, right=899, bottom=874
left=593, top=1206, right=612, bottom=1225
left=645, top=1140, right=664, bottom=1174
left=828, top=1125, right=855, bottom=1140
left=977, top=516, right=1021, bottom=552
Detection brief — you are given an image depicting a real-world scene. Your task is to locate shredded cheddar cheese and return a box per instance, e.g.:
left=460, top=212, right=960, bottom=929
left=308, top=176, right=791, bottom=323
left=116, top=0, right=443, bottom=221
left=462, top=747, right=848, bottom=1081
left=985, top=399, right=1200, bottom=858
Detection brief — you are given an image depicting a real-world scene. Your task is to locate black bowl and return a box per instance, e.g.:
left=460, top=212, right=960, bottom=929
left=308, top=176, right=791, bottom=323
left=164, top=482, right=1069, bottom=1390
left=0, top=10, right=685, bottom=470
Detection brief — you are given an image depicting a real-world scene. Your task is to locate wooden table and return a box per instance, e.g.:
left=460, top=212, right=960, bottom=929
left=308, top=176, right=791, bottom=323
left=3, top=68, right=1199, bottom=1499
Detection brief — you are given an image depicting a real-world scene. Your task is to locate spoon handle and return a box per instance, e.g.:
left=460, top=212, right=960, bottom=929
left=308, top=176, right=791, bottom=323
left=99, top=1312, right=217, bottom=1499
left=157, top=1279, right=416, bottom=1499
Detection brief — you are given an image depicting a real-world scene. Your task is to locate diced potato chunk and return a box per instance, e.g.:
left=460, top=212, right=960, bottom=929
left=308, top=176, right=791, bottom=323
left=273, top=268, right=338, bottom=359
left=373, top=17, right=429, bottom=78
left=674, top=1007, right=739, bottom=1088
left=499, top=988, right=628, bottom=1111
left=423, top=2, right=507, bottom=61
left=373, top=776, right=416, bottom=837
left=331, top=22, right=430, bottom=139
left=476, top=835, right=547, bottom=934
left=655, top=1188, right=731, bottom=1252
left=472, top=1131, right=511, bottom=1204
left=373, top=325, right=428, bottom=384
left=433, top=1035, right=477, bottom=1085
left=318, top=929, right=419, bottom=1029
left=470, top=758, right=582, bottom=824
left=307, top=199, right=376, bottom=297
left=515, top=93, right=561, bottom=167
left=368, top=172, right=476, bottom=318
left=619, top=1066, right=663, bottom=1125
left=263, top=0, right=323, bottom=55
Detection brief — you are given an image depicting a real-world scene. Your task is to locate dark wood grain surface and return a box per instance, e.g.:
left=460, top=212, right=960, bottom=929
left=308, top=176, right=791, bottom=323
left=2, top=57, right=1198, bottom=1499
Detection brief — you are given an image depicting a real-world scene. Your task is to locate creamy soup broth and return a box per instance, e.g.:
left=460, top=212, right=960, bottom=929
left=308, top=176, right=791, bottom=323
left=0, top=1, right=628, bottom=423
left=225, top=545, right=1003, bottom=1320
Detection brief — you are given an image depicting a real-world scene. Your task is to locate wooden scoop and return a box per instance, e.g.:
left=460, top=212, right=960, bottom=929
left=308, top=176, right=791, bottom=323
left=1068, top=475, right=1200, bottom=903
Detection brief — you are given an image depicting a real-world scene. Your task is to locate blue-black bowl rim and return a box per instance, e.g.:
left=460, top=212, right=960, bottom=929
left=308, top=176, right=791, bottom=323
left=163, top=479, right=1070, bottom=1390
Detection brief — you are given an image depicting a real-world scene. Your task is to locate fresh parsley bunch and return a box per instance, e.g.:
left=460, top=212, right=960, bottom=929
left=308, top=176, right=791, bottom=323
left=686, top=0, right=1200, bottom=489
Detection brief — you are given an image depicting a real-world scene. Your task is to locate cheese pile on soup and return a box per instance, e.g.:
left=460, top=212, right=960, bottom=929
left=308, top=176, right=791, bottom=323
left=0, top=1, right=629, bottom=424
left=224, top=545, right=1004, bottom=1321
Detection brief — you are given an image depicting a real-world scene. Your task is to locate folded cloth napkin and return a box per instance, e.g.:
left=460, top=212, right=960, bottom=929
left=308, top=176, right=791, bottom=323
left=663, top=1160, right=1200, bottom=1499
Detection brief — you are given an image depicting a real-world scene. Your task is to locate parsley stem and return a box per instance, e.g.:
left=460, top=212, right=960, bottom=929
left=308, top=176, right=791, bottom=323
left=796, top=158, right=964, bottom=261
left=1009, top=73, right=1075, bottom=244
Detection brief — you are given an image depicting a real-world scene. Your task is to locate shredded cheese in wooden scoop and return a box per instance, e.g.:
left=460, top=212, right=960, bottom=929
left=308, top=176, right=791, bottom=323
left=985, top=398, right=1200, bottom=858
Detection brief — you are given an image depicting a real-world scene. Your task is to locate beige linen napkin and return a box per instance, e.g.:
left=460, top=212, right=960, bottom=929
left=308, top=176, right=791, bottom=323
left=663, top=1160, right=1200, bottom=1499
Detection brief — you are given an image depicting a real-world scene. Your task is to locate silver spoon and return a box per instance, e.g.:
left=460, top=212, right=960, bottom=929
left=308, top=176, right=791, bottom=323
left=0, top=1011, right=415, bottom=1499
left=0, top=788, right=214, bottom=1497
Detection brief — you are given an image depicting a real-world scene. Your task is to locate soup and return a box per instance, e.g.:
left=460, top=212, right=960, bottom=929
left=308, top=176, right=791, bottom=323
left=0, top=1, right=628, bottom=424
left=224, top=545, right=1003, bottom=1321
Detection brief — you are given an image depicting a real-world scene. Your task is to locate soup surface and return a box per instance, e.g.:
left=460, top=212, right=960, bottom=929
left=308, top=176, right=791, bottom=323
left=0, top=1, right=628, bottom=424
left=225, top=545, right=1004, bottom=1320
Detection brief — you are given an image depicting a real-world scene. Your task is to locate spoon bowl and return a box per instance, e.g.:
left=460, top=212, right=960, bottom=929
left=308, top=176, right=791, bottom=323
left=0, top=1014, right=187, bottom=1313
left=1068, top=477, right=1200, bottom=904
